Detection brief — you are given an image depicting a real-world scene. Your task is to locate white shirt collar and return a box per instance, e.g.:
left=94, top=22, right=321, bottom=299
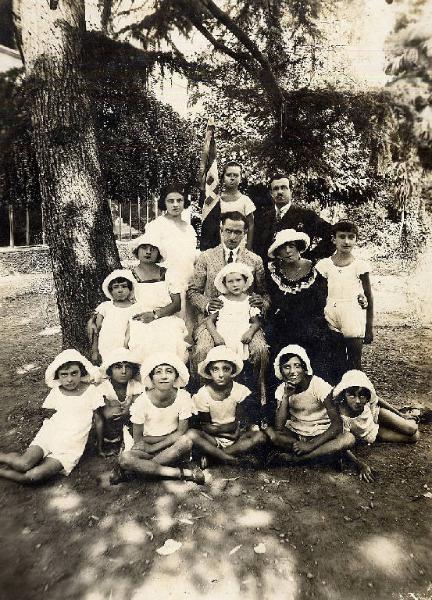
left=276, top=201, right=292, bottom=219
left=222, top=243, right=241, bottom=262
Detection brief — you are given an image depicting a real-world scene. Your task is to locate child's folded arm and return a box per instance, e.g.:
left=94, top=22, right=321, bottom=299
left=293, top=393, right=343, bottom=455
left=377, top=397, right=407, bottom=419
left=139, top=419, right=189, bottom=452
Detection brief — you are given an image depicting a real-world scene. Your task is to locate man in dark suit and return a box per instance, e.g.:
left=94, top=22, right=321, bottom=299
left=253, top=174, right=334, bottom=261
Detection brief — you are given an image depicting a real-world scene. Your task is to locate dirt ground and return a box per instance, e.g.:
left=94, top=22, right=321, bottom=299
left=0, top=274, right=431, bottom=600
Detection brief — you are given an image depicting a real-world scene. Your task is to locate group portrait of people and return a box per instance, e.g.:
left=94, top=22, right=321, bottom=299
left=0, top=165, right=420, bottom=488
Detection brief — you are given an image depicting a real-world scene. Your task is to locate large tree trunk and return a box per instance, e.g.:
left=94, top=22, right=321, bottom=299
left=15, top=0, right=120, bottom=353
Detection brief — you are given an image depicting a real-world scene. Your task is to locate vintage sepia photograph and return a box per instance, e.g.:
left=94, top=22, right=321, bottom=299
left=0, top=1, right=431, bottom=598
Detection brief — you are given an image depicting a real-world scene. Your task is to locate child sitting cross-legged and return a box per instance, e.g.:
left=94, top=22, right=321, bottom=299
left=94, top=349, right=142, bottom=457
left=187, top=346, right=267, bottom=467
left=114, top=353, right=205, bottom=484
left=0, top=350, right=102, bottom=484
left=333, top=370, right=419, bottom=482
left=265, top=345, right=355, bottom=466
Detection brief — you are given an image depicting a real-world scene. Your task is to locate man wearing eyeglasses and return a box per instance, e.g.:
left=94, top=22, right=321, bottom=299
left=188, top=211, right=269, bottom=404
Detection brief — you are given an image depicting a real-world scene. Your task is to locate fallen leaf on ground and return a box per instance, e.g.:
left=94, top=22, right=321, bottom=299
left=254, top=543, right=266, bottom=554
left=156, top=539, right=182, bottom=556
left=229, top=545, right=242, bottom=555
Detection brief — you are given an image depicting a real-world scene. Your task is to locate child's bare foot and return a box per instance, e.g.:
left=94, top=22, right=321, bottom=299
left=266, top=451, right=296, bottom=467
left=180, top=466, right=206, bottom=485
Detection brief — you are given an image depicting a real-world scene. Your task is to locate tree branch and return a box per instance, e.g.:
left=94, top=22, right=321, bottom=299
left=197, top=0, right=285, bottom=109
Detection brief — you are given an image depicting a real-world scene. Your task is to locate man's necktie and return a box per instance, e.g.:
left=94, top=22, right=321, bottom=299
left=227, top=251, right=234, bottom=263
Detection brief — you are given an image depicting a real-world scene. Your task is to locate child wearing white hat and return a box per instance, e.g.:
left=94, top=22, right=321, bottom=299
left=187, top=346, right=267, bottom=467
left=115, top=353, right=205, bottom=484
left=264, top=345, right=355, bottom=466
left=333, top=370, right=419, bottom=482
left=0, top=350, right=102, bottom=484
left=90, top=269, right=137, bottom=364
left=205, top=262, right=263, bottom=361
left=94, top=349, right=143, bottom=457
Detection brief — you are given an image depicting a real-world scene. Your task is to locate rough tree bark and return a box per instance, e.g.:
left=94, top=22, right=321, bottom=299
left=14, top=0, right=121, bottom=353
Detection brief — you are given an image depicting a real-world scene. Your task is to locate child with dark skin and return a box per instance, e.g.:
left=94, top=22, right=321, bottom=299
left=94, top=349, right=142, bottom=457
left=187, top=346, right=266, bottom=467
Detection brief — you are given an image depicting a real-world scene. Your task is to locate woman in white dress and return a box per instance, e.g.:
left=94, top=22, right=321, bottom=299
left=145, top=183, right=198, bottom=334
left=126, top=232, right=188, bottom=363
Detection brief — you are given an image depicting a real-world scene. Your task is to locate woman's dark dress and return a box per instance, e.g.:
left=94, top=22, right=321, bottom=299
left=266, top=260, right=344, bottom=384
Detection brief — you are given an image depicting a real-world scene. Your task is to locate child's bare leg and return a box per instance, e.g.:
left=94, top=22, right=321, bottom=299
left=226, top=430, right=267, bottom=456
left=0, top=457, right=63, bottom=484
left=119, top=450, right=185, bottom=479
left=186, top=429, right=238, bottom=463
left=152, top=435, right=193, bottom=466
left=277, top=432, right=356, bottom=465
left=265, top=426, right=297, bottom=450
left=0, top=446, right=44, bottom=472
left=345, top=338, right=363, bottom=370
left=377, top=408, right=419, bottom=443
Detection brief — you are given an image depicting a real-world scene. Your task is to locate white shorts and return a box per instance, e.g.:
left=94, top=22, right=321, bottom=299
left=325, top=300, right=366, bottom=338
left=215, top=436, right=235, bottom=449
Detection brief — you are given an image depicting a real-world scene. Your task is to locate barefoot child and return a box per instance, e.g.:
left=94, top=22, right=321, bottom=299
left=188, top=346, right=266, bottom=466
left=90, top=269, right=136, bottom=364
left=94, top=349, right=142, bottom=457
left=220, top=161, right=255, bottom=250
left=206, top=262, right=263, bottom=360
left=316, top=220, right=373, bottom=371
left=333, top=370, right=419, bottom=482
left=116, top=353, right=205, bottom=484
left=0, top=350, right=101, bottom=484
left=264, top=345, right=354, bottom=465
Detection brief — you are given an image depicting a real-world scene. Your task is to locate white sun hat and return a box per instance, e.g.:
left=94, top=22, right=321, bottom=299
left=273, top=344, right=313, bottom=380
left=197, top=345, right=244, bottom=379
left=130, top=232, right=166, bottom=261
left=102, top=269, right=135, bottom=300
left=100, top=348, right=141, bottom=379
left=140, top=352, right=190, bottom=388
left=333, top=370, right=377, bottom=403
left=268, top=229, right=310, bottom=259
left=214, top=262, right=254, bottom=294
left=45, top=349, right=99, bottom=388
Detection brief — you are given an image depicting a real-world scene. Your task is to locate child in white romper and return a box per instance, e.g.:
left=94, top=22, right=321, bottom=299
left=333, top=370, right=419, bottom=482
left=205, top=262, right=262, bottom=360
left=91, top=269, right=137, bottom=364
left=0, top=350, right=102, bottom=483
left=316, top=221, right=374, bottom=371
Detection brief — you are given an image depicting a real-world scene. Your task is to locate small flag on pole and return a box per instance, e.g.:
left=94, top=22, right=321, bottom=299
left=199, top=117, right=221, bottom=250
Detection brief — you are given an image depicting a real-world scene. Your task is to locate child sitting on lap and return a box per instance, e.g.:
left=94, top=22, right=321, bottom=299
left=114, top=353, right=204, bottom=484
left=188, top=346, right=266, bottom=467
left=94, top=349, right=142, bottom=457
left=264, top=345, right=354, bottom=465
left=333, top=370, right=419, bottom=482
left=0, top=350, right=101, bottom=484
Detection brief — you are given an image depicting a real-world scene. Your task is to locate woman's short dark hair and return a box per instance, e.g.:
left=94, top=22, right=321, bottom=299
left=54, top=361, right=87, bottom=379
left=220, top=211, right=249, bottom=231
left=107, top=362, right=140, bottom=378
left=332, top=220, right=359, bottom=237
left=204, top=360, right=236, bottom=376
left=276, top=239, right=308, bottom=254
left=158, top=182, right=190, bottom=211
left=278, top=353, right=308, bottom=372
left=107, top=277, right=133, bottom=293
